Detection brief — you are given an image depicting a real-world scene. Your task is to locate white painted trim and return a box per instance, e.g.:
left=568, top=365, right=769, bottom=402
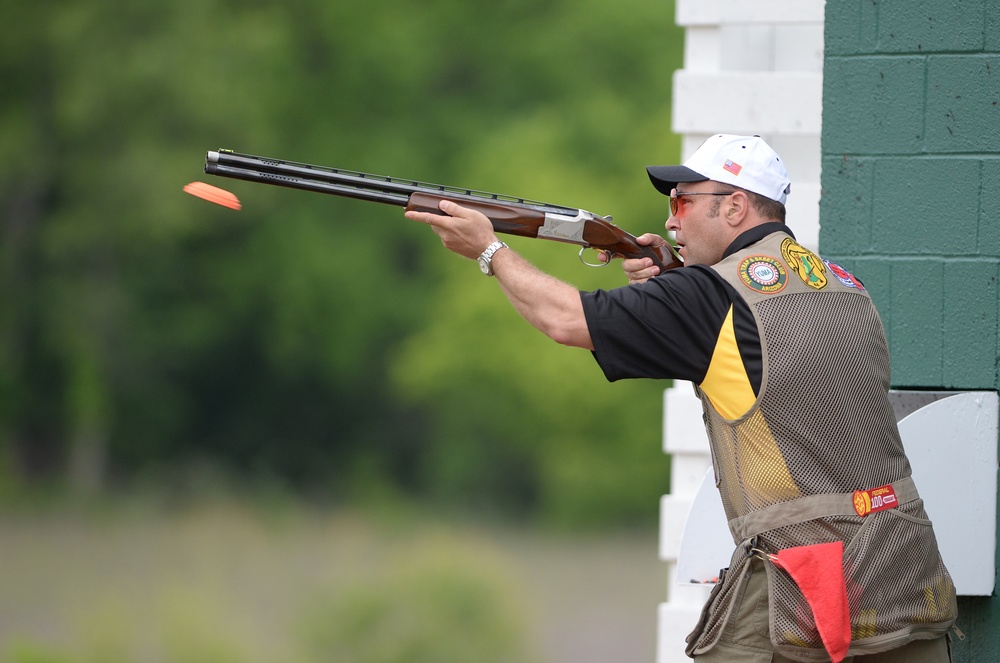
left=672, top=71, right=822, bottom=135
left=677, top=0, right=827, bottom=26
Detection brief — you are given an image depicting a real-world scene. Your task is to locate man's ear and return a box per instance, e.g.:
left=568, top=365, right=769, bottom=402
left=726, top=191, right=749, bottom=227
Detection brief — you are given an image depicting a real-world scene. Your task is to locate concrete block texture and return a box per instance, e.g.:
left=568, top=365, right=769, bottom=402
left=942, top=260, right=1000, bottom=388
left=825, top=0, right=987, bottom=55
left=824, top=0, right=880, bottom=56
left=987, top=8, right=1000, bottom=51
left=869, top=158, right=980, bottom=256
left=818, top=154, right=873, bottom=255
left=980, top=168, right=1000, bottom=254
left=926, top=55, right=1000, bottom=152
left=821, top=2, right=1000, bottom=393
left=874, top=0, right=987, bottom=54
left=806, top=253, right=999, bottom=389
left=822, top=55, right=926, bottom=154
left=823, top=153, right=1000, bottom=258
left=888, top=259, right=944, bottom=387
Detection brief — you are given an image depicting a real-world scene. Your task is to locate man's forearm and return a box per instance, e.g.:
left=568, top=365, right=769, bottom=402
left=402, top=199, right=595, bottom=350
left=491, top=248, right=594, bottom=350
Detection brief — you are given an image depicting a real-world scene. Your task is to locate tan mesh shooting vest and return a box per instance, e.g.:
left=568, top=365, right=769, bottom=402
left=687, top=231, right=956, bottom=660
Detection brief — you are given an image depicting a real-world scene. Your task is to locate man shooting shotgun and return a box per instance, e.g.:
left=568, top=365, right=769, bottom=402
left=203, top=149, right=682, bottom=273
left=406, top=134, right=956, bottom=663
left=199, top=135, right=956, bottom=662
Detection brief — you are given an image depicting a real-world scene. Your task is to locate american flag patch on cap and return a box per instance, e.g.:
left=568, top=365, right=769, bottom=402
left=723, top=159, right=742, bottom=176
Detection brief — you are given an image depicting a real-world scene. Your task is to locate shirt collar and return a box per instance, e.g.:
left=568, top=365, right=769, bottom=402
left=722, top=222, right=795, bottom=259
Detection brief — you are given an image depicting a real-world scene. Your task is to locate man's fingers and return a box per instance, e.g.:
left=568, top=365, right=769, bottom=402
left=404, top=210, right=431, bottom=223
left=622, top=257, right=650, bottom=271
left=622, top=255, right=660, bottom=284
left=635, top=232, right=667, bottom=248
left=405, top=200, right=498, bottom=260
left=405, top=201, right=481, bottom=226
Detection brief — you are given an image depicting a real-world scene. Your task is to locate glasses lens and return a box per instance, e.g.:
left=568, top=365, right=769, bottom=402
left=669, top=189, right=679, bottom=216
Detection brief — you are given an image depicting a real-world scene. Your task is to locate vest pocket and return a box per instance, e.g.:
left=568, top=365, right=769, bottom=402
left=758, top=500, right=956, bottom=659
left=840, top=500, right=956, bottom=643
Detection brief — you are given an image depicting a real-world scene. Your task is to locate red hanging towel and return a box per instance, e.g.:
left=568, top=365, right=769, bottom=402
left=770, top=541, right=851, bottom=663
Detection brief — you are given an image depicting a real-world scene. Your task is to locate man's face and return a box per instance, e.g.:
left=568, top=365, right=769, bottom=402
left=665, top=181, right=733, bottom=266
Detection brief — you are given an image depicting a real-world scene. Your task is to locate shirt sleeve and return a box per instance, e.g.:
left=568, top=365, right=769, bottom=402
left=580, top=266, right=737, bottom=383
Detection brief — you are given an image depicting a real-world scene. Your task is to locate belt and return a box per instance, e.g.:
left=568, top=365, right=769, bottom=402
left=728, top=476, right=919, bottom=542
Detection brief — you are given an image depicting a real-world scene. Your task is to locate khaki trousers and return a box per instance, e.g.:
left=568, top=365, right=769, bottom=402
left=694, top=558, right=952, bottom=663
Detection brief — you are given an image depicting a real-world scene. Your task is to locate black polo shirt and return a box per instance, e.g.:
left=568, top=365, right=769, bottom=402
left=581, top=223, right=793, bottom=394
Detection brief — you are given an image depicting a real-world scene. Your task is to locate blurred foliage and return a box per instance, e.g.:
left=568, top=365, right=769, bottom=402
left=1, top=502, right=655, bottom=663
left=299, top=542, right=536, bottom=663
left=0, top=0, right=683, bottom=525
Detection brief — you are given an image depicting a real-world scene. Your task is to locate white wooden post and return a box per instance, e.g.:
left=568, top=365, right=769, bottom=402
left=657, top=3, right=826, bottom=661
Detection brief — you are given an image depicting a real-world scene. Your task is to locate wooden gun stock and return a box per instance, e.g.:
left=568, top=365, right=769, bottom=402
left=404, top=192, right=548, bottom=239
left=404, top=192, right=681, bottom=270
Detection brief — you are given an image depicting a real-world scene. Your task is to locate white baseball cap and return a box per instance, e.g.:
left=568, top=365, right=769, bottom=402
left=647, top=134, right=792, bottom=205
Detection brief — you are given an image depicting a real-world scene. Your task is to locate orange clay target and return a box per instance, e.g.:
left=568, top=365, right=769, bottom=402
left=184, top=182, right=242, bottom=210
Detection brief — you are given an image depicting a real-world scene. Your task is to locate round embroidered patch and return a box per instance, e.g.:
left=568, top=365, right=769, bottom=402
left=824, top=260, right=864, bottom=290
left=738, top=256, right=787, bottom=293
left=853, top=490, right=870, bottom=517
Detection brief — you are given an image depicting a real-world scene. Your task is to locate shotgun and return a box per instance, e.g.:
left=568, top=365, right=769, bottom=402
left=204, top=150, right=682, bottom=272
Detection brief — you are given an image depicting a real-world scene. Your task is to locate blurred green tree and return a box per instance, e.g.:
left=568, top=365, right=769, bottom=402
left=0, top=0, right=683, bottom=525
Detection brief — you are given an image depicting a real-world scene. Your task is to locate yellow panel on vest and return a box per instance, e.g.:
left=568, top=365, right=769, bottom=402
left=736, top=410, right=802, bottom=505
left=699, top=306, right=801, bottom=505
left=700, top=305, right=756, bottom=420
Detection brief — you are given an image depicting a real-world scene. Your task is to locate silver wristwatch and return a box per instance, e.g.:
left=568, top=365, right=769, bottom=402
left=477, top=241, right=508, bottom=276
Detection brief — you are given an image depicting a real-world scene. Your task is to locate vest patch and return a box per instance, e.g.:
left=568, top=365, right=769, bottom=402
left=853, top=484, right=898, bottom=517
left=738, top=256, right=787, bottom=293
left=824, top=260, right=865, bottom=290
left=781, top=239, right=828, bottom=290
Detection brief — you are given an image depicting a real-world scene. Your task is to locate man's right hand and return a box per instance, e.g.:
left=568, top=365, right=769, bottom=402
left=623, top=233, right=670, bottom=284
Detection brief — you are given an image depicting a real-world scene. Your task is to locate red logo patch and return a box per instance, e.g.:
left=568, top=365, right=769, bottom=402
left=853, top=484, right=898, bottom=517
left=824, top=260, right=864, bottom=290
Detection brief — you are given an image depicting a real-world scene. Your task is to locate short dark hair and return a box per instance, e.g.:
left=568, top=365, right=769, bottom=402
left=715, top=185, right=786, bottom=223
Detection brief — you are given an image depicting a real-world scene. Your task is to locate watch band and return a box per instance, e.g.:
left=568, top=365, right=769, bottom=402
left=478, top=241, right=508, bottom=276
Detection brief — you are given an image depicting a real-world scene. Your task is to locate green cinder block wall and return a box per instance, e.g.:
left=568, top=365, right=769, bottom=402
left=821, top=1, right=999, bottom=660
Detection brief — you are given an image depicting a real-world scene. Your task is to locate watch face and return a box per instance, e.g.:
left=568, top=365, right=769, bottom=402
left=478, top=257, right=490, bottom=274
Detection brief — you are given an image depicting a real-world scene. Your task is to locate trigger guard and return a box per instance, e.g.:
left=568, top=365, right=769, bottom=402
left=579, top=247, right=612, bottom=268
